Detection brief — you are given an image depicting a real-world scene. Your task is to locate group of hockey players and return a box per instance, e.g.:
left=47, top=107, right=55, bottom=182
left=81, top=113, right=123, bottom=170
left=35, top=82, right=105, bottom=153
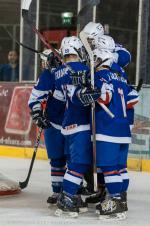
left=28, top=21, right=139, bottom=221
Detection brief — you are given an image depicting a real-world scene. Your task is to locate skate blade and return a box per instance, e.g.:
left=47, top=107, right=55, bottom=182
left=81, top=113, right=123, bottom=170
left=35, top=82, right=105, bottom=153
left=79, top=207, right=88, bottom=213
left=55, top=208, right=78, bottom=218
left=87, top=202, right=99, bottom=208
left=95, top=209, right=100, bottom=215
left=47, top=203, right=57, bottom=207
left=99, top=212, right=127, bottom=221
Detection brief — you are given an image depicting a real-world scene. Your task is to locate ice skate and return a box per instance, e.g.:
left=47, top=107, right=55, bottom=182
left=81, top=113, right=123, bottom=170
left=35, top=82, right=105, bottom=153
left=55, top=192, right=79, bottom=218
left=121, top=191, right=128, bottom=212
left=97, top=197, right=127, bottom=221
left=76, top=195, right=88, bottom=213
left=47, top=192, right=60, bottom=205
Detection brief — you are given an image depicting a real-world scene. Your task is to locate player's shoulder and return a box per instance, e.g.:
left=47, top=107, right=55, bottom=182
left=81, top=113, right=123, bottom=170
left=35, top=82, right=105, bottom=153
left=67, top=61, right=89, bottom=72
left=53, top=64, right=68, bottom=80
left=39, top=69, right=54, bottom=80
left=115, top=43, right=131, bottom=67
left=96, top=68, right=112, bottom=77
left=40, top=69, right=52, bottom=76
left=94, top=68, right=112, bottom=83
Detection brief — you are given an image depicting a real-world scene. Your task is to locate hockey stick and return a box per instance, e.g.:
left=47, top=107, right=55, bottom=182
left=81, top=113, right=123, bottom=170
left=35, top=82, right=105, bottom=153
left=0, top=0, right=62, bottom=67
left=4, top=26, right=42, bottom=55
left=80, top=30, right=97, bottom=190
left=22, top=1, right=114, bottom=117
left=21, top=0, right=100, bottom=64
left=19, top=127, right=43, bottom=189
left=136, top=78, right=143, bottom=92
left=21, top=1, right=88, bottom=79
left=80, top=31, right=114, bottom=191
left=80, top=31, right=115, bottom=118
left=77, top=0, right=100, bottom=32
left=22, top=0, right=63, bottom=64
left=78, top=0, right=100, bottom=18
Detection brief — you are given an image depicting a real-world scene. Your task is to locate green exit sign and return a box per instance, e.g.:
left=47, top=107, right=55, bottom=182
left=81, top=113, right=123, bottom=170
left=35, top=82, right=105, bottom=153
left=61, top=12, right=73, bottom=26
left=62, top=17, right=71, bottom=25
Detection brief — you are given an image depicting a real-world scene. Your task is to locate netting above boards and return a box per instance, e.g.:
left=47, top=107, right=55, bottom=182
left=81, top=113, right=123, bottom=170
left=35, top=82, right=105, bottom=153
left=129, top=87, right=150, bottom=169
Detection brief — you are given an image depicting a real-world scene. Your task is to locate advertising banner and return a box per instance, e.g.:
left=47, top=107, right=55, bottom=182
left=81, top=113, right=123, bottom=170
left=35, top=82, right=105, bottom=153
left=0, top=83, right=36, bottom=148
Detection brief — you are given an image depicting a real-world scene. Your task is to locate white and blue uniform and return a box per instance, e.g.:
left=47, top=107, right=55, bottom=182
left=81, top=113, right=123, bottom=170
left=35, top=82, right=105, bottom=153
left=53, top=61, right=93, bottom=196
left=110, top=50, right=138, bottom=129
left=94, top=67, right=139, bottom=197
left=28, top=69, right=66, bottom=193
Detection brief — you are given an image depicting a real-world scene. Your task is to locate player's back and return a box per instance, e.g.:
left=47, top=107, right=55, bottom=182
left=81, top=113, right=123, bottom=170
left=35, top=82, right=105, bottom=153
left=95, top=69, right=131, bottom=143
left=54, top=62, right=91, bottom=132
left=28, top=69, right=66, bottom=126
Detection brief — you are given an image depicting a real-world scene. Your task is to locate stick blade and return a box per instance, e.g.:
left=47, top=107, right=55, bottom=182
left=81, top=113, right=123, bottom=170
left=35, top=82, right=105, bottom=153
left=22, top=0, right=32, bottom=10
left=79, top=31, right=92, bottom=57
left=78, top=0, right=100, bottom=17
left=19, top=181, right=28, bottom=190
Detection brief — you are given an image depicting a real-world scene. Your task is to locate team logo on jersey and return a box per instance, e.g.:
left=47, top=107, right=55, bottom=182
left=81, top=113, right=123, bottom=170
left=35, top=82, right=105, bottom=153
left=110, top=73, right=127, bottom=83
left=55, top=68, right=67, bottom=80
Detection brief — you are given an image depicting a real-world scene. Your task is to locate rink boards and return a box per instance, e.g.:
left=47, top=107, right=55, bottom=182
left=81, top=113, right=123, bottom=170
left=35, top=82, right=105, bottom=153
left=0, top=83, right=150, bottom=172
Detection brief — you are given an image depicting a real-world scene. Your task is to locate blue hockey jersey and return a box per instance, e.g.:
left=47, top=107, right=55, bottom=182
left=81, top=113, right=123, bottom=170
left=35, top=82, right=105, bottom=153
left=94, top=68, right=136, bottom=144
left=28, top=69, right=66, bottom=127
left=110, top=62, right=139, bottom=128
left=115, top=43, right=131, bottom=68
left=111, top=62, right=128, bottom=80
left=53, top=61, right=91, bottom=135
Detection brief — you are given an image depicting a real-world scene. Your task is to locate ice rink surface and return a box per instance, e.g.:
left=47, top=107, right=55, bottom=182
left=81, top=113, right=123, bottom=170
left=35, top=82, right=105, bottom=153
left=0, top=157, right=150, bottom=226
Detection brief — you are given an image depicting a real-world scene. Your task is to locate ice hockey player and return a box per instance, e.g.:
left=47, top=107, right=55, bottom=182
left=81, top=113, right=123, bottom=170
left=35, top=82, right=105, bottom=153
left=82, top=22, right=132, bottom=197
left=89, top=48, right=139, bottom=220
left=82, top=21, right=104, bottom=49
left=95, top=34, right=138, bottom=130
left=86, top=35, right=134, bottom=206
left=53, top=36, right=105, bottom=218
left=28, top=49, right=67, bottom=205
left=83, top=22, right=131, bottom=69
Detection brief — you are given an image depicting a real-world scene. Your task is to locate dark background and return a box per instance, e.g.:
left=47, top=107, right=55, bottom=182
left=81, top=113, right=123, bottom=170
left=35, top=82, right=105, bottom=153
left=0, top=0, right=150, bottom=84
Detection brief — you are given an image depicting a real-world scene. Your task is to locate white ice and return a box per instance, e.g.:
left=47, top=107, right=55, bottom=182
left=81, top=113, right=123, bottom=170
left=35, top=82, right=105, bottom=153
left=0, top=157, right=150, bottom=226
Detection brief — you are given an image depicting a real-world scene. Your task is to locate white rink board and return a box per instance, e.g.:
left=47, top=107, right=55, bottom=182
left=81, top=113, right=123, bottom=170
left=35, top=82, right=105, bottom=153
left=0, top=157, right=150, bottom=226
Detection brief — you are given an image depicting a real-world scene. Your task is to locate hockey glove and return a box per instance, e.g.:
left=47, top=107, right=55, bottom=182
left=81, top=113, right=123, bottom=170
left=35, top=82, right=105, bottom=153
left=78, top=87, right=101, bottom=106
left=30, top=108, right=51, bottom=129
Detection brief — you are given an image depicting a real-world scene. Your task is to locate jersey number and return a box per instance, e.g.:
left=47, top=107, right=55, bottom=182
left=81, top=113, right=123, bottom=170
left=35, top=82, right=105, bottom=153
left=118, top=88, right=127, bottom=118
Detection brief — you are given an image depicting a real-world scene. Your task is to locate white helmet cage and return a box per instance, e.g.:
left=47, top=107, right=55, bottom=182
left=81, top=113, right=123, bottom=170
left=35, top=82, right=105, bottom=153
left=40, top=49, right=52, bottom=61
left=40, top=49, right=52, bottom=69
left=93, top=49, right=114, bottom=68
left=95, top=35, right=116, bottom=52
left=60, top=36, right=86, bottom=61
left=83, top=22, right=104, bottom=39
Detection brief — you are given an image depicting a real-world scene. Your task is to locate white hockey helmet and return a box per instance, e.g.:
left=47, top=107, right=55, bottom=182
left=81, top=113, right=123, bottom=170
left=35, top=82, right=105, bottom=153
left=93, top=48, right=114, bottom=67
left=60, top=36, right=84, bottom=60
left=95, top=35, right=115, bottom=52
left=82, top=22, right=104, bottom=39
